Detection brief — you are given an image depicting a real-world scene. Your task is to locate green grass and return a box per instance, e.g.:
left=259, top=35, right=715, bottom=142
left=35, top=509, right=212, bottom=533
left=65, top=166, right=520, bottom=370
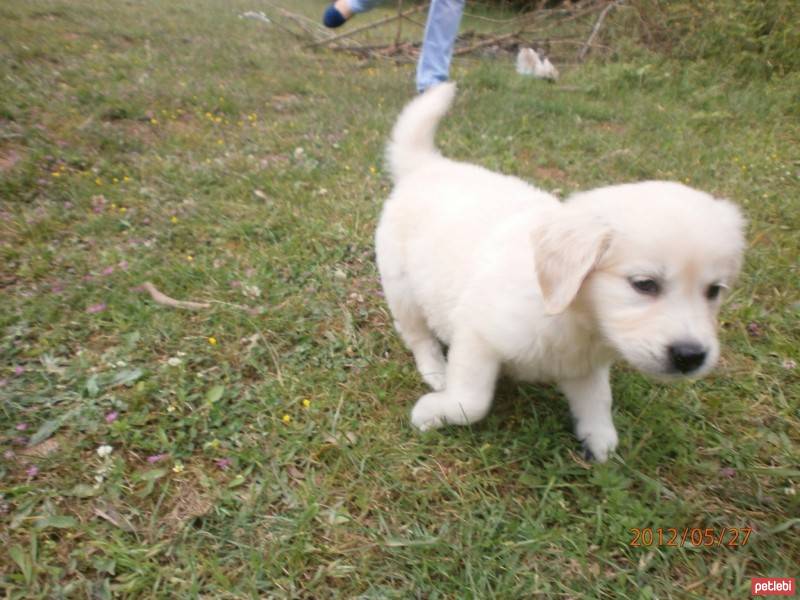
left=1, top=0, right=798, bottom=597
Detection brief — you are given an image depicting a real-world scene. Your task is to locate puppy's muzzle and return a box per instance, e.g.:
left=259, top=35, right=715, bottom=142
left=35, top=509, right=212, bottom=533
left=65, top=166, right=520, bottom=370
left=668, top=342, right=707, bottom=374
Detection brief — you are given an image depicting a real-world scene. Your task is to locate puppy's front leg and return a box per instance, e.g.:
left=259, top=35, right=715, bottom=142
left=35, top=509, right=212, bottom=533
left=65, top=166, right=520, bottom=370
left=559, top=366, right=618, bottom=462
left=410, top=331, right=500, bottom=431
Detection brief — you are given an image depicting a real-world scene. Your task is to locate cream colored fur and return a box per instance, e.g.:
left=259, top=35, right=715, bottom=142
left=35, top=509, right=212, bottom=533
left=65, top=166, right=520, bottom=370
left=375, top=83, right=745, bottom=462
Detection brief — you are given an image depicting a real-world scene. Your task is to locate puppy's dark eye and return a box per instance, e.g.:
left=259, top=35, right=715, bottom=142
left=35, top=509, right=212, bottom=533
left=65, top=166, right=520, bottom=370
left=706, top=283, right=723, bottom=300
left=630, top=278, right=660, bottom=296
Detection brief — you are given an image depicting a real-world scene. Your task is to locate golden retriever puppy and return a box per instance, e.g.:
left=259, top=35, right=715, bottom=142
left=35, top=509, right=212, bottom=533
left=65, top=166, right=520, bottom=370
left=375, top=83, right=745, bottom=461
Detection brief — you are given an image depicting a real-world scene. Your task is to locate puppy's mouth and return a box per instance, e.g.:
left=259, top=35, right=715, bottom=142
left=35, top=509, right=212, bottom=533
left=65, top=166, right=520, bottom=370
left=623, top=344, right=715, bottom=381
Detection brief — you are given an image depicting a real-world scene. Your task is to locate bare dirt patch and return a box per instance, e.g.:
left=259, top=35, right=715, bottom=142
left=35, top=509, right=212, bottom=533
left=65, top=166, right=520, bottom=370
left=533, top=165, right=569, bottom=181
left=0, top=148, right=22, bottom=173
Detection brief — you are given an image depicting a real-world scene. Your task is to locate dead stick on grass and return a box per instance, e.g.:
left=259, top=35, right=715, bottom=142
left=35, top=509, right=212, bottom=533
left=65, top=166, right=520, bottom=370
left=257, top=0, right=332, bottom=42
left=394, top=0, right=403, bottom=47
left=306, top=3, right=428, bottom=48
left=142, top=282, right=211, bottom=310
left=578, top=1, right=617, bottom=61
left=453, top=31, right=518, bottom=56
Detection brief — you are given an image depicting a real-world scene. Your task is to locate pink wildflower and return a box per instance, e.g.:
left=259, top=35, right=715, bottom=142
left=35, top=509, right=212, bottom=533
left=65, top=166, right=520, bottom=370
left=105, top=411, right=119, bottom=423
left=87, top=303, right=107, bottom=314
left=15, top=423, right=28, bottom=431
left=214, top=458, right=232, bottom=470
left=26, top=465, right=39, bottom=478
left=91, top=195, right=107, bottom=213
left=147, top=453, right=168, bottom=464
left=14, top=366, right=24, bottom=376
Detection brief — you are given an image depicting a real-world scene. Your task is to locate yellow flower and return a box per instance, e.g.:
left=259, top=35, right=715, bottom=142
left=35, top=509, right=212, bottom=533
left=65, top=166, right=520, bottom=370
left=123, top=175, right=131, bottom=182
left=209, top=438, right=220, bottom=449
left=170, top=216, right=178, bottom=224
left=369, top=166, right=377, bottom=174
left=282, top=414, right=292, bottom=424
left=167, top=405, right=177, bottom=413
left=302, top=399, right=311, bottom=409
left=186, top=255, right=194, bottom=261
left=119, top=207, right=127, bottom=213
left=95, top=178, right=103, bottom=186
left=150, top=118, right=158, bottom=125
left=51, top=171, right=60, bottom=177
left=172, top=462, right=185, bottom=473
left=113, top=177, right=119, bottom=183
left=207, top=336, right=217, bottom=346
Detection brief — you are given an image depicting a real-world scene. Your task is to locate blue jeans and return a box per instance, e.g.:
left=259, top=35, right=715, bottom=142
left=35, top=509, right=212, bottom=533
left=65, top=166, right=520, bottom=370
left=348, top=0, right=465, bottom=92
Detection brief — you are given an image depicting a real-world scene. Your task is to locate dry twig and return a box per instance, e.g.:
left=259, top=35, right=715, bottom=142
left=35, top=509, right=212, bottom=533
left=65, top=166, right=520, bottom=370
left=259, top=0, right=616, bottom=66
left=141, top=281, right=211, bottom=310
left=306, top=3, right=428, bottom=48
left=578, top=1, right=617, bottom=61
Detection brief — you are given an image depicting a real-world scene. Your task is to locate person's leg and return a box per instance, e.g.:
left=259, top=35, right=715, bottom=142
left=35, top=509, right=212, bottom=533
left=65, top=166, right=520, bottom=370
left=416, top=0, right=465, bottom=92
left=323, top=0, right=386, bottom=28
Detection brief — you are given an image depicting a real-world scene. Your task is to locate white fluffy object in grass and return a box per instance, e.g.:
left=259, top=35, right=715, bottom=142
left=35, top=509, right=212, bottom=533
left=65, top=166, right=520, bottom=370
left=240, top=11, right=271, bottom=25
left=516, top=47, right=559, bottom=81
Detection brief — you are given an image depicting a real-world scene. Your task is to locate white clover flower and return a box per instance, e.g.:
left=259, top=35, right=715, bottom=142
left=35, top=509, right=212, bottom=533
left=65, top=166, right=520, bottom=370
left=96, top=444, right=113, bottom=458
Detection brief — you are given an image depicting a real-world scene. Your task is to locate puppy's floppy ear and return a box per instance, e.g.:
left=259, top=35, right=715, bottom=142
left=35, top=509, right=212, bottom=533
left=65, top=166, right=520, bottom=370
left=713, top=197, right=747, bottom=278
left=531, top=211, right=612, bottom=315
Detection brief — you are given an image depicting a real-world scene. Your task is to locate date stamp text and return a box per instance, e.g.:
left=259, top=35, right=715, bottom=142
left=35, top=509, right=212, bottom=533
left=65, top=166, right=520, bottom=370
left=628, top=527, right=752, bottom=547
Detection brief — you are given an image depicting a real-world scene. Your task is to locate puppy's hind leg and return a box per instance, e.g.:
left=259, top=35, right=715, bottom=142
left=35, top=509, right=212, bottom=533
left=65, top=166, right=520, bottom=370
left=411, top=330, right=500, bottom=431
left=381, top=272, right=447, bottom=391
left=393, top=303, right=447, bottom=392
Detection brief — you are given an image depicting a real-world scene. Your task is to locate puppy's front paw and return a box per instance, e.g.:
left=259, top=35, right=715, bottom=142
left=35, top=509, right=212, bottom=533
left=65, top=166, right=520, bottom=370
left=576, top=421, right=618, bottom=463
left=422, top=371, right=446, bottom=392
left=410, top=392, right=448, bottom=431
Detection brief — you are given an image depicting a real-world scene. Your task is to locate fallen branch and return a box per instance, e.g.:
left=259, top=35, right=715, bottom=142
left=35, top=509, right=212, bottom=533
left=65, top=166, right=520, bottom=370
left=142, top=281, right=211, bottom=310
left=306, top=3, right=428, bottom=48
left=315, top=0, right=615, bottom=65
left=332, top=41, right=418, bottom=54
left=394, top=0, right=403, bottom=47
left=578, top=1, right=617, bottom=61
left=453, top=31, right=518, bottom=56
left=256, top=0, right=333, bottom=42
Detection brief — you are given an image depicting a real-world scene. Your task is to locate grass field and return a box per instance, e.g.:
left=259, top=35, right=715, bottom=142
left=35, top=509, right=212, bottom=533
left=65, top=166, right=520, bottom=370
left=1, top=0, right=799, bottom=597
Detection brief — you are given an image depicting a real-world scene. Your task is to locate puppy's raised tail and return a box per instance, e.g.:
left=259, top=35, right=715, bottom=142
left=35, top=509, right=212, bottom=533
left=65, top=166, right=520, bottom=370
left=386, top=82, right=456, bottom=180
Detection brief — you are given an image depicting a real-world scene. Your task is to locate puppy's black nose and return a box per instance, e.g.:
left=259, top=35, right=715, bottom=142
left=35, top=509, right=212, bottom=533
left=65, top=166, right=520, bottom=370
left=668, top=343, right=707, bottom=373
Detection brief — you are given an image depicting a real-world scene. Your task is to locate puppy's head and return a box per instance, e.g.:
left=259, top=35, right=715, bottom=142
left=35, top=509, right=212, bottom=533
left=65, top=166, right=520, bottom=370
left=533, top=181, right=746, bottom=378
